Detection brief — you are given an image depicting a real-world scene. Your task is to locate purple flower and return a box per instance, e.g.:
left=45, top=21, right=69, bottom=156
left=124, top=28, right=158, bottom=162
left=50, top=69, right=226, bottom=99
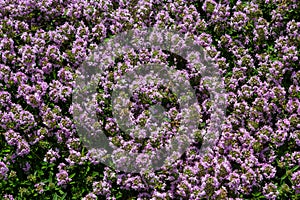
left=3, top=194, right=14, bottom=200
left=291, top=171, right=300, bottom=194
left=82, top=193, right=97, bottom=200
left=56, top=169, right=71, bottom=186
left=0, top=162, right=9, bottom=180
left=34, top=182, right=45, bottom=194
left=262, top=183, right=279, bottom=200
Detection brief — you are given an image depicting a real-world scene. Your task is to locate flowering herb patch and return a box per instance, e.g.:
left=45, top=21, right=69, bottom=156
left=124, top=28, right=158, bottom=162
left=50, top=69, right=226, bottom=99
left=0, top=0, right=300, bottom=199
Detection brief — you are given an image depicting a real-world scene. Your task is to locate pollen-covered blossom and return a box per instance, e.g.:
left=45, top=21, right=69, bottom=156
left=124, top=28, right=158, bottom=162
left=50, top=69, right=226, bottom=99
left=34, top=182, right=45, bottom=194
left=56, top=169, right=71, bottom=186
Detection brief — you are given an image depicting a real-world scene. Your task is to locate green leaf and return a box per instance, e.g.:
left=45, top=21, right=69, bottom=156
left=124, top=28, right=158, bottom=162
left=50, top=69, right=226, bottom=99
left=49, top=172, right=53, bottom=182
left=252, top=192, right=262, bottom=197
left=53, top=193, right=58, bottom=200
left=115, top=191, right=123, bottom=199
left=69, top=173, right=76, bottom=179
left=281, top=173, right=288, bottom=183
left=292, top=165, right=300, bottom=172
left=92, top=171, right=99, bottom=177
left=61, top=193, right=68, bottom=200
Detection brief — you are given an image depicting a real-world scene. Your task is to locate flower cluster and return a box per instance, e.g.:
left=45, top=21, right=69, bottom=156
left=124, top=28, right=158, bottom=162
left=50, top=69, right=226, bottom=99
left=0, top=0, right=299, bottom=199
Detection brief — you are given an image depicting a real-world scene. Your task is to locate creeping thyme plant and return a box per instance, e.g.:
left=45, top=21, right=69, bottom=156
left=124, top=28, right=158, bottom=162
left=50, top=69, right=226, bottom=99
left=0, top=0, right=300, bottom=199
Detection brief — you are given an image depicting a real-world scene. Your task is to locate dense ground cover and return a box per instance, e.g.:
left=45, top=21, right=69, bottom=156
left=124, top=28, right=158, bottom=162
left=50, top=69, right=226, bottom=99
left=0, top=0, right=299, bottom=199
